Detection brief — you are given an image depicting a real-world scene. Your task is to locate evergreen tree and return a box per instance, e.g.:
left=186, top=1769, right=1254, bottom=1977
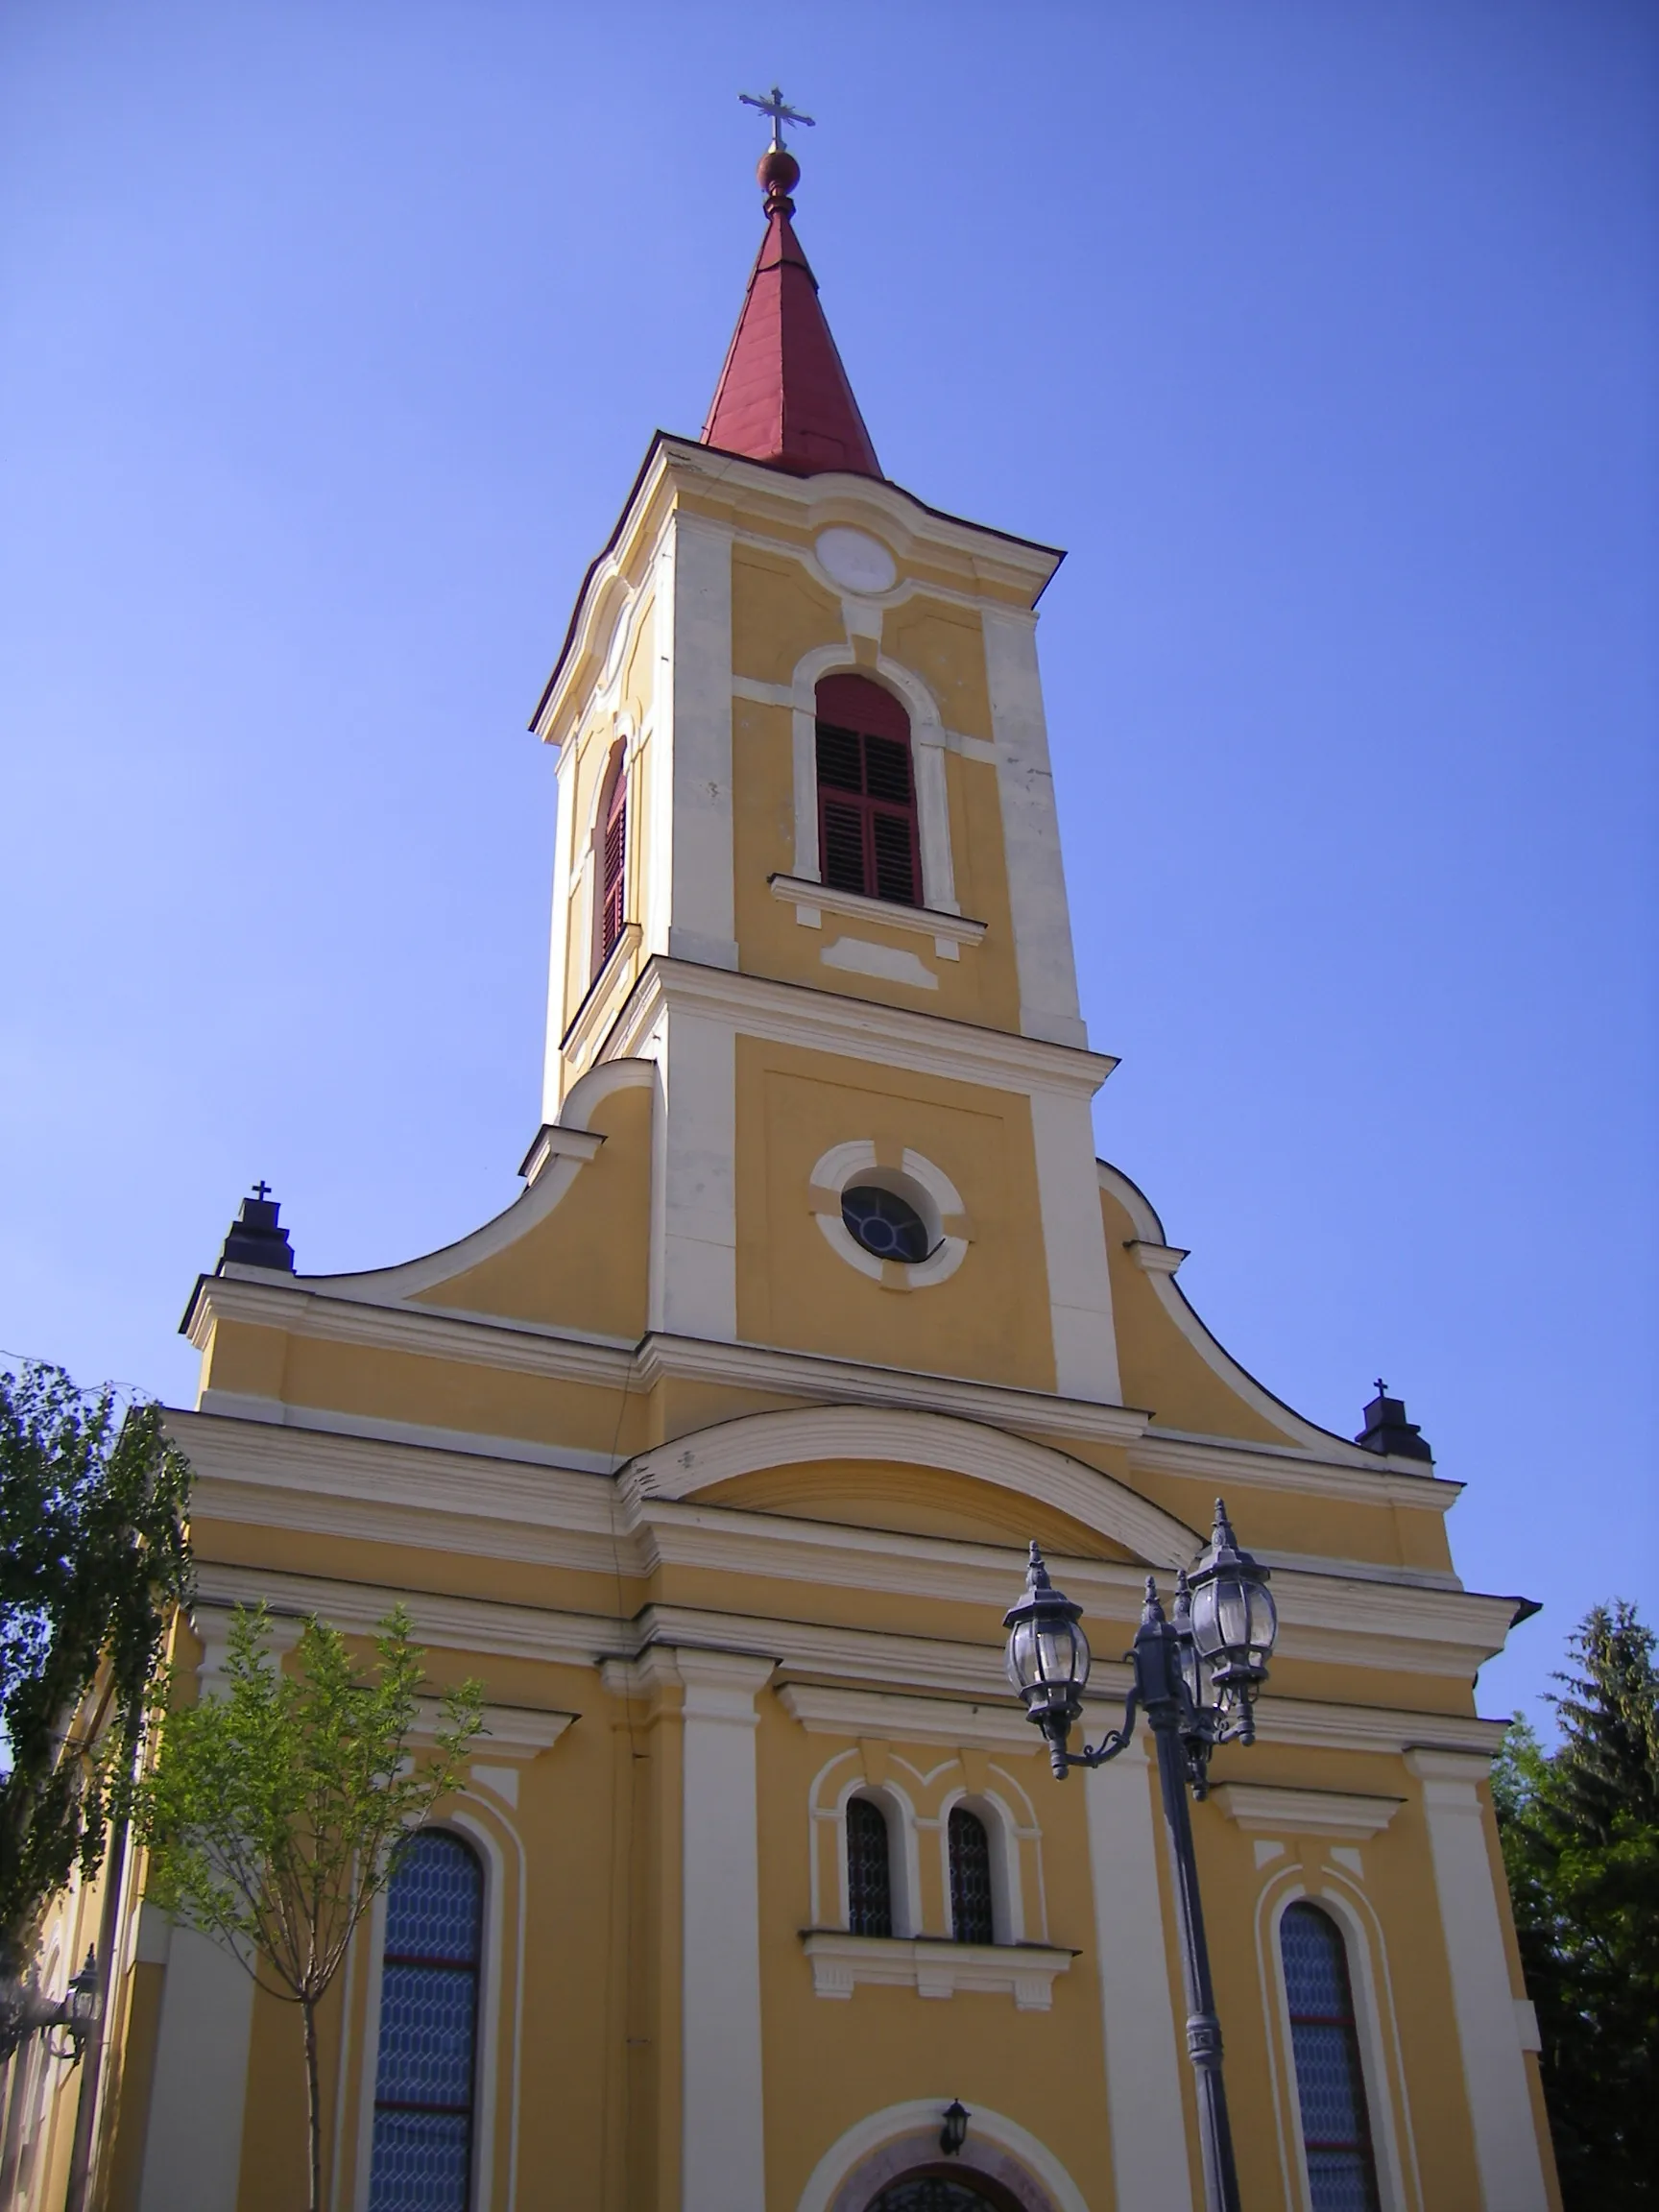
left=1495, top=1601, right=1659, bottom=2207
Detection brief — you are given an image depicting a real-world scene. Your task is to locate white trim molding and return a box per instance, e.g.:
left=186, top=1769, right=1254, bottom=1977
left=796, top=2097, right=1089, bottom=2212
left=1258, top=1871, right=1420, bottom=2212
left=1083, top=1733, right=1195, bottom=2212
left=1210, top=1783, right=1404, bottom=1839
left=801, top=1932, right=1072, bottom=2009
left=806, top=1139, right=971, bottom=1292
left=621, top=1403, right=1198, bottom=1566
left=673, top=1647, right=775, bottom=2212
left=1405, top=1749, right=1551, bottom=2209
left=769, top=873, right=987, bottom=961
left=778, top=1682, right=1041, bottom=1753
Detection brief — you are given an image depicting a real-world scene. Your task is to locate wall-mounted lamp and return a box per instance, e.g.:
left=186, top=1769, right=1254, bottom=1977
left=939, top=2100, right=970, bottom=2157
left=0, top=1947, right=100, bottom=2065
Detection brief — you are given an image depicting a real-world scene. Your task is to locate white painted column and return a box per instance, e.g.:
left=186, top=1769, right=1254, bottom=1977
left=1405, top=1750, right=1550, bottom=2211
left=982, top=607, right=1087, bottom=1049
left=541, top=738, right=581, bottom=1118
left=666, top=512, right=737, bottom=972
left=676, top=1649, right=775, bottom=2212
left=134, top=1612, right=284, bottom=2212
left=1084, top=1733, right=1194, bottom=2212
left=649, top=1005, right=736, bottom=1341
left=1030, top=1087, right=1122, bottom=1402
left=134, top=1916, right=256, bottom=2212
left=910, top=726, right=959, bottom=917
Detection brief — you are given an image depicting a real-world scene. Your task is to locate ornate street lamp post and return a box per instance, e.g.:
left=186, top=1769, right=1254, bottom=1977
left=1003, top=1500, right=1278, bottom=2212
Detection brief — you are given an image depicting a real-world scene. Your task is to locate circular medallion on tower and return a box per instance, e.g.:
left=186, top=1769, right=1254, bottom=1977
left=814, top=527, right=898, bottom=596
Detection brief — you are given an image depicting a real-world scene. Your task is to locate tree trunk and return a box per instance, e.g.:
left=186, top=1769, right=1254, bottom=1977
left=302, top=1996, right=323, bottom=2212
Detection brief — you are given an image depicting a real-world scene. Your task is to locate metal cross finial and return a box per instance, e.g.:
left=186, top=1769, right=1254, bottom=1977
left=252, top=1180, right=272, bottom=1203
left=1374, top=1376, right=1388, bottom=1398
left=739, top=84, right=815, bottom=150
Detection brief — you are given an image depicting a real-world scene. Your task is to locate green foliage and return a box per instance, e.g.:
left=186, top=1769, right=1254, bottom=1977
left=135, top=1603, right=483, bottom=2000
left=132, top=1603, right=483, bottom=2212
left=0, top=1360, right=192, bottom=1973
left=1496, top=1601, right=1659, bottom=2209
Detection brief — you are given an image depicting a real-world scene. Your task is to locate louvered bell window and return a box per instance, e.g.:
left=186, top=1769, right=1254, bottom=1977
left=948, top=1808, right=995, bottom=1943
left=846, top=1795, right=893, bottom=1937
left=815, top=673, right=920, bottom=908
left=369, top=1831, right=483, bottom=2212
left=599, top=758, right=627, bottom=967
left=1281, top=1903, right=1380, bottom=2212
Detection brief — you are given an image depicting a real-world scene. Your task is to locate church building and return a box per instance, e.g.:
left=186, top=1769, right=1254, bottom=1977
left=20, top=119, right=1558, bottom=2212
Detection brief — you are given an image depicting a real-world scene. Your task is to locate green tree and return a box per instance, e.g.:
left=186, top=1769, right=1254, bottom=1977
left=133, top=1603, right=483, bottom=2212
left=1495, top=1601, right=1659, bottom=2208
left=0, top=1360, right=192, bottom=1976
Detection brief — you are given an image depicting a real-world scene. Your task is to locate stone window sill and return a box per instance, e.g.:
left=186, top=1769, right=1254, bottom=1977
left=801, top=1931, right=1075, bottom=2010
left=769, top=875, right=986, bottom=961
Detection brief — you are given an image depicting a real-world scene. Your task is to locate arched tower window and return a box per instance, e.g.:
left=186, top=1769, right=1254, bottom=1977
left=1281, top=1901, right=1380, bottom=2212
left=948, top=1807, right=995, bottom=1943
left=597, top=751, right=628, bottom=970
left=370, top=1830, right=484, bottom=2212
left=846, top=1794, right=894, bottom=1937
left=814, top=673, right=919, bottom=908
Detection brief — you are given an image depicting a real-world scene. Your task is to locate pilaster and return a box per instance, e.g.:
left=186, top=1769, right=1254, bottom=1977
left=1083, top=1730, right=1195, bottom=2212
left=1405, top=1749, right=1551, bottom=2210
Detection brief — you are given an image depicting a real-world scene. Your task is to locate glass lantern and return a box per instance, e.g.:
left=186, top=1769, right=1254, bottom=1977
left=1186, top=1498, right=1278, bottom=1698
left=1003, top=1544, right=1091, bottom=1730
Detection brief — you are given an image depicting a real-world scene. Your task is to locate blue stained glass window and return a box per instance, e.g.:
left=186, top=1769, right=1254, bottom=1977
left=370, top=1832, right=483, bottom=2212
left=1282, top=1903, right=1380, bottom=2212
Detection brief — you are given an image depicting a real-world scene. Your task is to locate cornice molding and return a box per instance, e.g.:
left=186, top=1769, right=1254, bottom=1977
left=604, top=956, right=1118, bottom=1099
left=187, top=1561, right=1511, bottom=1755
left=175, top=1410, right=1518, bottom=1678
left=777, top=1683, right=1041, bottom=1752
left=1127, top=1431, right=1461, bottom=1511
left=1208, top=1783, right=1404, bottom=1839
left=800, top=1932, right=1074, bottom=2010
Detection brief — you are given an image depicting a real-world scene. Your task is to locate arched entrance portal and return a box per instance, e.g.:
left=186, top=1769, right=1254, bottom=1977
left=867, top=2169, right=1025, bottom=2211
left=804, top=2102, right=1083, bottom=2212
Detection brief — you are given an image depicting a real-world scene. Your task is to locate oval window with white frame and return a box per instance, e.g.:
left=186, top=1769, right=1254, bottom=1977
left=808, top=1141, right=970, bottom=1290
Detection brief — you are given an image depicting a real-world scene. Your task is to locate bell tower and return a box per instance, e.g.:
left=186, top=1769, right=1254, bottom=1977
left=529, top=132, right=1120, bottom=1401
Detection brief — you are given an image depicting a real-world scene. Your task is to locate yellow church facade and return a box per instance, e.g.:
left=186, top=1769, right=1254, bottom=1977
left=17, top=136, right=1558, bottom=2212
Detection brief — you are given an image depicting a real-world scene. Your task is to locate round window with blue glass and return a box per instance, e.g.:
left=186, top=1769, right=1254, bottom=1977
left=841, top=1184, right=932, bottom=1264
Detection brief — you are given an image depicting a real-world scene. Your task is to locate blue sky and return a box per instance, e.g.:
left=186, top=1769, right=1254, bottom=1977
left=2, top=2, right=1653, bottom=1721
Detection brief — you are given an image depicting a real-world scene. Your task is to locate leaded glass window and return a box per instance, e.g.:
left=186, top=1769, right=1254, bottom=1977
left=948, top=1808, right=995, bottom=1944
left=1281, top=1902, right=1380, bottom=2212
left=846, top=1794, right=893, bottom=1937
left=370, top=1831, right=483, bottom=2212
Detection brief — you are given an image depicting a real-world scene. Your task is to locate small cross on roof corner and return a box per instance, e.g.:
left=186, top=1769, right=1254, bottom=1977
left=1373, top=1376, right=1388, bottom=1399
left=252, top=1179, right=273, bottom=1203
left=738, top=84, right=815, bottom=150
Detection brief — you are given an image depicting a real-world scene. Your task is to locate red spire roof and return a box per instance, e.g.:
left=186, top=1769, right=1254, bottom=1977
left=701, top=148, right=881, bottom=480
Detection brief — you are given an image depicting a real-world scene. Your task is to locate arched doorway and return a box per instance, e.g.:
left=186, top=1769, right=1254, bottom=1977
left=866, top=2169, right=1025, bottom=2212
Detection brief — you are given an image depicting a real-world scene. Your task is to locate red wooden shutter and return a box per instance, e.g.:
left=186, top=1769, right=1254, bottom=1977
left=813, top=676, right=920, bottom=907
left=600, top=764, right=626, bottom=961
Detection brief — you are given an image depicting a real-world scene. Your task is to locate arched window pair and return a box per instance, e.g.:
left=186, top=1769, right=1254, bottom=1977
left=1281, top=1901, right=1381, bottom=2212
left=369, top=1831, right=483, bottom=2212
left=815, top=673, right=921, bottom=909
left=847, top=1795, right=995, bottom=1944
